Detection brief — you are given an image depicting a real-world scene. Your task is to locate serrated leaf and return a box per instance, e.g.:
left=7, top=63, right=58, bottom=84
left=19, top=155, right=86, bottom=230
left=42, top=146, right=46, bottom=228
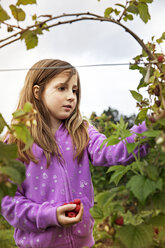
left=90, top=205, right=104, bottom=219
left=157, top=118, right=165, bottom=126
left=126, top=142, right=138, bottom=154
left=108, top=165, right=131, bottom=185
left=0, top=166, right=22, bottom=184
left=127, top=175, right=163, bottom=204
left=142, top=130, right=162, bottom=138
left=130, top=90, right=143, bottom=102
left=137, top=108, right=148, bottom=122
left=9, top=4, right=25, bottom=21
left=23, top=102, right=33, bottom=113
left=0, top=142, right=17, bottom=160
left=148, top=213, right=165, bottom=226
left=0, top=5, right=10, bottom=21
left=117, top=224, right=153, bottom=248
left=104, top=7, right=113, bottom=18
left=95, top=190, right=116, bottom=208
left=7, top=159, right=25, bottom=182
left=0, top=113, right=6, bottom=134
left=115, top=4, right=125, bottom=8
left=21, top=31, right=38, bottom=50
left=16, top=0, right=36, bottom=6
left=152, top=192, right=165, bottom=212
left=127, top=4, right=138, bottom=14
left=138, top=3, right=150, bottom=23
left=12, top=124, right=33, bottom=150
left=12, top=109, right=25, bottom=118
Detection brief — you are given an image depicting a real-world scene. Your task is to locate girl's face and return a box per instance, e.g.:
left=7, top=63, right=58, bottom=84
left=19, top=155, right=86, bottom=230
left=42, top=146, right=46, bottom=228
left=42, top=71, right=78, bottom=130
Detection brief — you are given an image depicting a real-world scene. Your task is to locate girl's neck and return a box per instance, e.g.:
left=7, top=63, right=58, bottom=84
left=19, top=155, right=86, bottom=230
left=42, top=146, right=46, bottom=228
left=51, top=120, right=63, bottom=135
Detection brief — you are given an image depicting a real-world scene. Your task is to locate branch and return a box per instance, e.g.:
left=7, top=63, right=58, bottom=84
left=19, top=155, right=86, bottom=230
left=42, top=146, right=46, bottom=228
left=0, top=11, right=157, bottom=61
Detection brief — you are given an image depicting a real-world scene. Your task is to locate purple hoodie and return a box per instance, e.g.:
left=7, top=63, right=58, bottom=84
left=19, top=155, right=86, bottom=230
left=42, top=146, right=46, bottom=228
left=1, top=122, right=148, bottom=248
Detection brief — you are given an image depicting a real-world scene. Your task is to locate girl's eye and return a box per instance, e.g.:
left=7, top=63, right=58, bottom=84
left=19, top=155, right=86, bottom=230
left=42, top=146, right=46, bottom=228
left=73, top=89, right=78, bottom=94
left=58, top=87, right=65, bottom=91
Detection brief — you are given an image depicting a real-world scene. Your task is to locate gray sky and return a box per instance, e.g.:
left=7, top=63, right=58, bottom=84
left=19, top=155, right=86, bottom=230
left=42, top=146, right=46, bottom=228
left=0, top=0, right=165, bottom=125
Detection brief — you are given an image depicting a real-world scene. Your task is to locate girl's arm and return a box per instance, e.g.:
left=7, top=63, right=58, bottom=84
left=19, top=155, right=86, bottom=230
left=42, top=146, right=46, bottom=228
left=87, top=121, right=148, bottom=167
left=1, top=187, right=61, bottom=233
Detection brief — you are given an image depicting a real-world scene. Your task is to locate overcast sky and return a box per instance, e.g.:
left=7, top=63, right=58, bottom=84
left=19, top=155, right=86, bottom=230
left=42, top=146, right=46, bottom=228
left=0, top=0, right=165, bottom=126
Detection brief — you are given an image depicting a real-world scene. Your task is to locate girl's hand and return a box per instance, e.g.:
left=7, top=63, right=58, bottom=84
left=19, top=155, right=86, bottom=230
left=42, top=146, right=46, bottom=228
left=56, top=203, right=84, bottom=227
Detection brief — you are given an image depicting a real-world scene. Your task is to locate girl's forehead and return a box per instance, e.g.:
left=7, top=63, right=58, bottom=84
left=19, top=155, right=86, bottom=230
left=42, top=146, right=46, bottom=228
left=48, top=71, right=78, bottom=86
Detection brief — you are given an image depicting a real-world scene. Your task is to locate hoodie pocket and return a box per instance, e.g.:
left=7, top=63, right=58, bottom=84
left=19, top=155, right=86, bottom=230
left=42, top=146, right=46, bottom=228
left=72, top=196, right=94, bottom=238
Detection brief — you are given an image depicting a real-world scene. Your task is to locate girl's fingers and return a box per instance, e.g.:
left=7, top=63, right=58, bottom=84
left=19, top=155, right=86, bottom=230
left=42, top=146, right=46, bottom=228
left=57, top=203, right=84, bottom=227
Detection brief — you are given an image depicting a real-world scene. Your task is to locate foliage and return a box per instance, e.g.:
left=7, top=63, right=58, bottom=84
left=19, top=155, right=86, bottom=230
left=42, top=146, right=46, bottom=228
left=0, top=102, right=36, bottom=203
left=1, top=0, right=165, bottom=247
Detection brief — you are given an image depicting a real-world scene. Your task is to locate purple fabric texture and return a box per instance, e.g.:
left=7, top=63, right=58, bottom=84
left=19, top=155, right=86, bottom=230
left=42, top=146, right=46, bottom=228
left=1, top=122, right=148, bottom=248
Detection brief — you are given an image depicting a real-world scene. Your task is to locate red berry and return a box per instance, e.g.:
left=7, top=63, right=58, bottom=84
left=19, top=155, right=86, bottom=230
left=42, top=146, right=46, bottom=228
left=158, top=55, right=164, bottom=63
left=74, top=204, right=80, bottom=213
left=68, top=211, right=76, bottom=218
left=74, top=199, right=81, bottom=205
left=115, top=216, right=124, bottom=226
left=155, top=100, right=161, bottom=107
left=62, top=203, right=68, bottom=206
left=154, top=227, right=159, bottom=234
left=69, top=201, right=74, bottom=204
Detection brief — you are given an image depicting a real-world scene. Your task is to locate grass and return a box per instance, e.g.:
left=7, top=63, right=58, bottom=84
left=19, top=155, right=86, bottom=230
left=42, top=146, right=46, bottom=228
left=0, top=215, right=17, bottom=248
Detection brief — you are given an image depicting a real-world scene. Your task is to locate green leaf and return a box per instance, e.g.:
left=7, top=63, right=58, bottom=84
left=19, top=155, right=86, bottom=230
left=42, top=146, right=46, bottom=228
left=138, top=3, right=150, bottom=23
left=23, top=102, right=33, bottom=113
left=90, top=205, right=104, bottom=219
left=141, top=130, right=162, bottom=138
left=104, top=7, right=113, bottom=18
left=21, top=30, right=38, bottom=50
left=16, top=0, right=36, bottom=6
left=148, top=213, right=165, bottom=226
left=136, top=108, right=148, bottom=123
left=0, top=113, right=6, bottom=134
left=126, top=143, right=138, bottom=154
left=12, top=124, right=33, bottom=150
left=12, top=109, right=25, bottom=118
left=7, top=159, right=25, bottom=183
left=95, top=190, right=117, bottom=208
left=130, top=90, right=143, bottom=102
left=9, top=4, right=25, bottom=21
left=117, top=224, right=153, bottom=248
left=107, top=165, right=131, bottom=185
left=152, top=192, right=165, bottom=212
left=127, top=14, right=133, bottom=20
left=157, top=118, right=165, bottom=126
left=0, top=5, right=10, bottom=21
left=0, top=142, right=17, bottom=160
left=115, top=4, right=125, bottom=8
left=127, top=175, right=163, bottom=204
left=0, top=166, right=22, bottom=184
left=107, top=136, right=120, bottom=146
left=127, top=4, right=138, bottom=14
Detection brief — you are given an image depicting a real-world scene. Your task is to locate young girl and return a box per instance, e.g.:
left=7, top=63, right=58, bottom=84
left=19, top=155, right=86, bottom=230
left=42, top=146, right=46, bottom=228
left=1, top=59, right=148, bottom=248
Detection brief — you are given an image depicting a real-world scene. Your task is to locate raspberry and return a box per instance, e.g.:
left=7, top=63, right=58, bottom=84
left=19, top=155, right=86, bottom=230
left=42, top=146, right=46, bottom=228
left=74, top=204, right=80, bottom=213
left=74, top=199, right=81, bottom=205
left=62, top=199, right=81, bottom=218
left=157, top=55, right=164, bottom=63
left=68, top=212, right=76, bottom=218
left=115, top=216, right=124, bottom=226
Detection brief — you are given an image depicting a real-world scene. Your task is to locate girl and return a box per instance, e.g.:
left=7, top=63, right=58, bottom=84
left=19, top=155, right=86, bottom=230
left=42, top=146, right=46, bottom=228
left=1, top=59, right=148, bottom=248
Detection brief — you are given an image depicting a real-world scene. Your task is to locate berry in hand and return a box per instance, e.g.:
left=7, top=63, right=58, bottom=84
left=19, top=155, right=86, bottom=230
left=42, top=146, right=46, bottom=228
left=62, top=198, right=81, bottom=218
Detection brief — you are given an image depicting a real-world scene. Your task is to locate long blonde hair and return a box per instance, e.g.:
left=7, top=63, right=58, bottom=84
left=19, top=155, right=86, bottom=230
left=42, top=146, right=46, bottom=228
left=7, top=59, right=89, bottom=166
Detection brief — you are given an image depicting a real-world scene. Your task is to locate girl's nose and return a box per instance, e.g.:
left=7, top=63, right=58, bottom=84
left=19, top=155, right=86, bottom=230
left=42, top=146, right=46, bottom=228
left=66, top=90, right=75, bottom=101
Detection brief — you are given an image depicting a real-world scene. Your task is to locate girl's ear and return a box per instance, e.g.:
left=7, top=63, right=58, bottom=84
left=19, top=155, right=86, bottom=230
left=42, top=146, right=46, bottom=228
left=33, top=85, right=40, bottom=100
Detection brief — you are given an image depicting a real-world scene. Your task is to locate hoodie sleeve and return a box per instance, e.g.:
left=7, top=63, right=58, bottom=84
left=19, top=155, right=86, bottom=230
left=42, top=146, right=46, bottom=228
left=87, top=121, right=149, bottom=166
left=1, top=187, right=61, bottom=233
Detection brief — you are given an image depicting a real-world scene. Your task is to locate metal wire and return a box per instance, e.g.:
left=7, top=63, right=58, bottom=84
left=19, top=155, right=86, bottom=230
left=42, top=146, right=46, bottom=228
left=0, top=62, right=145, bottom=72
